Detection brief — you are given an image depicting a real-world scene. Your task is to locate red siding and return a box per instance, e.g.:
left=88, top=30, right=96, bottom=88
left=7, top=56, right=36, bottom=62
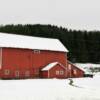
left=49, top=64, right=66, bottom=78
left=67, top=62, right=84, bottom=78
left=41, top=71, right=48, bottom=78
left=41, top=64, right=66, bottom=78
left=32, top=50, right=67, bottom=69
left=41, top=63, right=84, bottom=79
left=0, top=47, right=84, bottom=79
left=0, top=48, right=67, bottom=79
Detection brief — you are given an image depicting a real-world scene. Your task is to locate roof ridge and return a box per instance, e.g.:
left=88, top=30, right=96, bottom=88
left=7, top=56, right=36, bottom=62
left=42, top=62, right=66, bottom=71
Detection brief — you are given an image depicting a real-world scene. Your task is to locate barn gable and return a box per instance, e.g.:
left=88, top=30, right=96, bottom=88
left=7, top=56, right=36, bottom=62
left=67, top=61, right=84, bottom=73
left=67, top=61, right=85, bottom=78
left=41, top=62, right=67, bottom=78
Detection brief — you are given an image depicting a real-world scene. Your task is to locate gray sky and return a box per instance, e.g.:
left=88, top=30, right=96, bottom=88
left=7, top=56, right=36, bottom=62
left=0, top=0, right=100, bottom=30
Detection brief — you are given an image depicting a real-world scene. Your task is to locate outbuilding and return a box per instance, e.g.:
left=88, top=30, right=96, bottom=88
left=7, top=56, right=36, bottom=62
left=41, top=62, right=67, bottom=78
left=67, top=61, right=84, bottom=78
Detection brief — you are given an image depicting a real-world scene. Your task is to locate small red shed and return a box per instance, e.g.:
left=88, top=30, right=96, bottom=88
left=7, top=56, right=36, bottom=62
left=41, top=62, right=67, bottom=78
left=66, top=61, right=84, bottom=78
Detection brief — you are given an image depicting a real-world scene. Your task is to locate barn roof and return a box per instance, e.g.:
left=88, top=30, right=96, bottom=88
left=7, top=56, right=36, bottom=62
left=0, top=33, right=68, bottom=52
left=42, top=62, right=65, bottom=71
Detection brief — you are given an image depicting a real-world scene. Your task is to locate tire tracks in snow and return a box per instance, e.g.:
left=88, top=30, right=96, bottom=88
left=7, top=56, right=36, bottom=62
left=68, top=79, right=83, bottom=88
left=68, top=78, right=96, bottom=91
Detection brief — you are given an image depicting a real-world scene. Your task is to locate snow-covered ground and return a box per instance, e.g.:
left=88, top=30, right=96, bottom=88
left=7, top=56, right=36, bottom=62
left=0, top=74, right=100, bottom=100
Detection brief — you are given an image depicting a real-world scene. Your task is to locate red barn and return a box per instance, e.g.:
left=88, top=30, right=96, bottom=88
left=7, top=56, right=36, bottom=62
left=0, top=33, right=84, bottom=79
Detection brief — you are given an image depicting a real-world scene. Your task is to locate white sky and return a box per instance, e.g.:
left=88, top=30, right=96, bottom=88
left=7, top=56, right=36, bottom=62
left=0, top=0, right=100, bottom=30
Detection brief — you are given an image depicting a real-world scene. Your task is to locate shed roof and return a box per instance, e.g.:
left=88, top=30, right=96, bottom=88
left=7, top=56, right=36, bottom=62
left=42, top=62, right=65, bottom=71
left=68, top=61, right=85, bottom=72
left=0, top=33, right=68, bottom=52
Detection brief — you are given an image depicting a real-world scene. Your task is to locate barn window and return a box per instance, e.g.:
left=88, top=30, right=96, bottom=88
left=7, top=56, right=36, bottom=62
left=25, top=71, right=30, bottom=77
left=73, top=69, right=77, bottom=75
left=56, top=71, right=59, bottom=75
left=34, top=69, right=39, bottom=75
left=68, top=64, right=71, bottom=70
left=15, top=71, right=19, bottom=77
left=4, top=69, right=10, bottom=75
left=34, top=50, right=40, bottom=54
left=60, top=70, right=64, bottom=75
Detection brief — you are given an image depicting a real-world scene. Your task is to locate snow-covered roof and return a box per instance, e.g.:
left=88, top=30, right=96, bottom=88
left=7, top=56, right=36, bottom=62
left=75, top=63, right=100, bottom=68
left=0, top=33, right=68, bottom=52
left=74, top=63, right=95, bottom=74
left=42, top=62, right=58, bottom=71
left=42, top=62, right=65, bottom=71
left=67, top=61, right=85, bottom=72
left=74, top=64, right=86, bottom=72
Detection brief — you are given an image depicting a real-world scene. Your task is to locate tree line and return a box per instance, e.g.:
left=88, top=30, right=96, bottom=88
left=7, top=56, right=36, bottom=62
left=0, top=24, right=100, bottom=63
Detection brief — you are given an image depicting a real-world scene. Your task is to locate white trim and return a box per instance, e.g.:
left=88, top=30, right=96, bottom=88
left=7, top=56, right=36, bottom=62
left=0, top=48, right=2, bottom=69
left=60, top=70, right=64, bottom=75
left=15, top=71, right=20, bottom=77
left=4, top=69, right=10, bottom=75
left=65, top=68, right=67, bottom=78
left=73, top=69, right=77, bottom=75
left=34, top=50, right=40, bottom=54
left=56, top=70, right=59, bottom=75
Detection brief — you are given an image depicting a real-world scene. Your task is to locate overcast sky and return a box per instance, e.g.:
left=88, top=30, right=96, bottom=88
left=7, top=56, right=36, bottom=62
left=0, top=0, right=100, bottom=30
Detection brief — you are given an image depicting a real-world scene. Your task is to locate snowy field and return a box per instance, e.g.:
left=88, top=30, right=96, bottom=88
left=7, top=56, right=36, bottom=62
left=0, top=74, right=100, bottom=100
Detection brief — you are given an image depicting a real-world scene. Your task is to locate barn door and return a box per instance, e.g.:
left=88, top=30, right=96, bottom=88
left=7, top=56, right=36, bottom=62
left=15, top=71, right=19, bottom=78
left=34, top=68, right=40, bottom=78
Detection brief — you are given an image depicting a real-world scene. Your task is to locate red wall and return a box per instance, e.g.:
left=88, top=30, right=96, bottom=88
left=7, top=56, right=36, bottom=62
left=67, top=62, right=84, bottom=78
left=32, top=50, right=67, bottom=68
left=0, top=48, right=67, bottom=79
left=41, top=64, right=66, bottom=78
left=40, top=71, right=48, bottom=78
left=0, top=48, right=84, bottom=79
left=41, top=63, right=84, bottom=78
